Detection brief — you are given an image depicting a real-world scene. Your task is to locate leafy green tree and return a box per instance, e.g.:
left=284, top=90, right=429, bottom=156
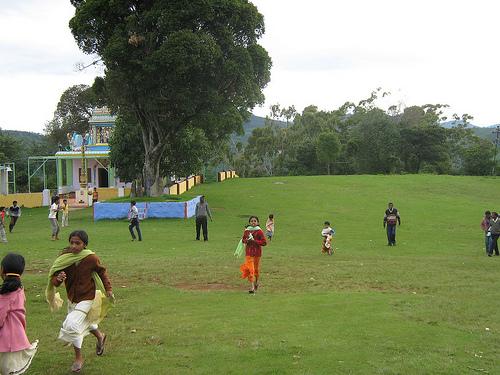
left=316, top=131, right=340, bottom=175
left=69, top=0, right=271, bottom=196
left=400, top=125, right=450, bottom=173
left=44, top=84, right=99, bottom=147
left=463, top=137, right=496, bottom=175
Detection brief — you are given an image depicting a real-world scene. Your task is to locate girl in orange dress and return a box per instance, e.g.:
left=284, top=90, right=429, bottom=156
left=240, top=216, right=267, bottom=294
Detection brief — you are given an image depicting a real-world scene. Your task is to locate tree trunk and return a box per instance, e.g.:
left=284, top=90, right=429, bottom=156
left=143, top=150, right=163, bottom=196
left=327, top=163, right=331, bottom=175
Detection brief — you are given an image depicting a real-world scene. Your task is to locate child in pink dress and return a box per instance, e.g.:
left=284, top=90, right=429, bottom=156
left=0, top=253, right=38, bottom=375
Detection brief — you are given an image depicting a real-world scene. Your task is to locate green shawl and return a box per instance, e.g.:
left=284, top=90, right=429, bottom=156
left=45, top=249, right=113, bottom=325
left=234, top=226, right=261, bottom=257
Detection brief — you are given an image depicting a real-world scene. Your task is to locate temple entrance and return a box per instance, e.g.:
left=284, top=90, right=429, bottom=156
left=98, top=168, right=109, bottom=187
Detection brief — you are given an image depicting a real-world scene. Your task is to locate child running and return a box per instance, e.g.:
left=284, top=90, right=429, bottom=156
left=239, top=216, right=267, bottom=294
left=0, top=253, right=38, bottom=375
left=46, top=230, right=114, bottom=373
left=128, top=201, right=142, bottom=241
left=0, top=207, right=7, bottom=243
left=265, top=214, right=275, bottom=241
left=321, top=221, right=335, bottom=255
left=61, top=199, right=70, bottom=228
left=8, top=201, right=21, bottom=233
left=48, top=196, right=60, bottom=241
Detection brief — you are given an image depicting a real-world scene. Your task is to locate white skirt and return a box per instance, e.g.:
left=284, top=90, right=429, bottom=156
left=58, top=300, right=98, bottom=349
left=0, top=340, right=38, bottom=375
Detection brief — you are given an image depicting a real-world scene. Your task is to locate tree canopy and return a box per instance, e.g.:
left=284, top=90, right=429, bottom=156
left=69, top=0, right=272, bottom=195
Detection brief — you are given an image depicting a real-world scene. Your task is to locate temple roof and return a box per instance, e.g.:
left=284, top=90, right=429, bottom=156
left=89, top=107, right=116, bottom=125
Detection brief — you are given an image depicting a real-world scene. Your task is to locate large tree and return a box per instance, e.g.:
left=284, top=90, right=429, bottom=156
left=44, top=84, right=99, bottom=147
left=69, top=0, right=271, bottom=195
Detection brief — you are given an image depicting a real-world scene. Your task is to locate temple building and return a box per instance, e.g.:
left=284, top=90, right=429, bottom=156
left=53, top=108, right=124, bottom=200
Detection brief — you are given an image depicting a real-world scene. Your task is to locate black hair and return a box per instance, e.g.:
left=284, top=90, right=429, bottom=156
left=12, top=201, right=17, bottom=205
left=0, top=206, right=4, bottom=211
left=248, top=215, right=259, bottom=223
left=493, top=211, right=498, bottom=217
left=0, top=253, right=25, bottom=294
left=131, top=200, right=136, bottom=205
left=324, top=221, right=330, bottom=226
left=63, top=199, right=68, bottom=202
left=68, top=230, right=89, bottom=246
left=51, top=196, right=60, bottom=204
left=388, top=202, right=393, bottom=205
left=269, top=214, right=274, bottom=219
left=485, top=210, right=491, bottom=215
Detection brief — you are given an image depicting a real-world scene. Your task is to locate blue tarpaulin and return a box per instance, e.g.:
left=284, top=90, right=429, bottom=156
left=93, top=196, right=201, bottom=221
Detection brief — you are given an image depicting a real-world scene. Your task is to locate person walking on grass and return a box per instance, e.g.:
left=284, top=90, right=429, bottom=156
left=46, top=230, right=114, bottom=373
left=8, top=201, right=21, bottom=233
left=195, top=195, right=212, bottom=241
left=0, top=253, right=39, bottom=375
left=383, top=202, right=401, bottom=246
left=61, top=199, right=70, bottom=228
left=488, top=211, right=500, bottom=257
left=265, top=214, right=275, bottom=241
left=128, top=201, right=142, bottom=241
left=239, top=216, right=267, bottom=294
left=0, top=208, right=7, bottom=243
left=49, top=196, right=61, bottom=241
left=481, top=210, right=492, bottom=255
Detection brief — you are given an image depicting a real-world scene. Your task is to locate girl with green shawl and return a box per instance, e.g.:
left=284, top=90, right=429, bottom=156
left=46, top=230, right=114, bottom=373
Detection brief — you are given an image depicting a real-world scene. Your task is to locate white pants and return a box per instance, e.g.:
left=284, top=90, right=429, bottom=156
left=0, top=340, right=38, bottom=375
left=0, top=224, right=6, bottom=243
left=62, top=212, right=69, bottom=227
left=58, top=300, right=98, bottom=349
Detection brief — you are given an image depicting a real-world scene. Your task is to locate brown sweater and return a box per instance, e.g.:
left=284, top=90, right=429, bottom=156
left=51, top=253, right=112, bottom=303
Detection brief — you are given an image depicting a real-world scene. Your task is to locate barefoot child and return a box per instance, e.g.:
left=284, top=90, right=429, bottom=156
left=0, top=253, right=38, bottom=375
left=46, top=230, right=114, bottom=373
left=239, top=216, right=267, bottom=293
left=321, top=221, right=335, bottom=255
left=265, top=214, right=275, bottom=241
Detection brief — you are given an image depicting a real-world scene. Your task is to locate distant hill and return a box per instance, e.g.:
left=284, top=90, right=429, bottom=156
left=3, top=130, right=46, bottom=144
left=232, top=114, right=287, bottom=144
left=439, top=121, right=498, bottom=142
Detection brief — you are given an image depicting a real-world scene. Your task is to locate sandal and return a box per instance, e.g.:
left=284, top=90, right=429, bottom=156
left=71, top=362, right=83, bottom=373
left=96, top=334, right=107, bottom=356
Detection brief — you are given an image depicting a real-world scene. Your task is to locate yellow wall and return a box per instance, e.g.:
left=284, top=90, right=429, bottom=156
left=168, top=175, right=202, bottom=195
left=96, top=187, right=131, bottom=201
left=218, top=170, right=238, bottom=182
left=0, top=193, right=43, bottom=208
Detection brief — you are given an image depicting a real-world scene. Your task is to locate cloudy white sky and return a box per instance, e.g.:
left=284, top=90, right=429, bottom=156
left=1, top=0, right=499, bottom=133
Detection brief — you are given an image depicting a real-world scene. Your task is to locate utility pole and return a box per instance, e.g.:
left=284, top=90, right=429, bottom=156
left=493, top=125, right=500, bottom=176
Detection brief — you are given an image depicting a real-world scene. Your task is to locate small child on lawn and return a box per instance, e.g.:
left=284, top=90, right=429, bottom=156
left=321, top=221, right=335, bottom=255
left=61, top=199, right=70, bottom=227
left=265, top=214, right=275, bottom=241
left=0, top=253, right=39, bottom=375
left=46, top=230, right=114, bottom=373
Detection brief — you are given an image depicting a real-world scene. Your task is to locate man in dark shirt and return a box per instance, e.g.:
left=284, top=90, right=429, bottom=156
left=383, top=202, right=401, bottom=246
left=8, top=200, right=21, bottom=233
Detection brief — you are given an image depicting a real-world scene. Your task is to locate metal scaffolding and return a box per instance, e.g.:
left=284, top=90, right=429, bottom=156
left=27, top=156, right=58, bottom=193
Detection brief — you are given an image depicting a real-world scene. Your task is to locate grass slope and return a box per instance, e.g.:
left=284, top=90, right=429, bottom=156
left=3, top=175, right=499, bottom=374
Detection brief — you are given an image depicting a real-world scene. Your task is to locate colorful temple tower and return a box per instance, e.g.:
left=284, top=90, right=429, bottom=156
left=55, top=108, right=120, bottom=199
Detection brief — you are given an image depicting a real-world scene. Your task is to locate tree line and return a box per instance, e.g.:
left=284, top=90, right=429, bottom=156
left=232, top=90, right=497, bottom=177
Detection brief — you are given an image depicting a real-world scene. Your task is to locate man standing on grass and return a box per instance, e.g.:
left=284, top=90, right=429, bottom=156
left=195, top=195, right=213, bottom=241
left=383, top=202, right=401, bottom=246
left=481, top=210, right=492, bottom=255
left=488, top=211, right=500, bottom=257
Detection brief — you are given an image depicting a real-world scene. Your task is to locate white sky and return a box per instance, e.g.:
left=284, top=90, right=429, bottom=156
left=1, top=0, right=499, bottom=133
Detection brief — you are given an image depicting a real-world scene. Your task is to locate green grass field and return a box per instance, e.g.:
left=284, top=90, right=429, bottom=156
left=3, top=175, right=499, bottom=374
